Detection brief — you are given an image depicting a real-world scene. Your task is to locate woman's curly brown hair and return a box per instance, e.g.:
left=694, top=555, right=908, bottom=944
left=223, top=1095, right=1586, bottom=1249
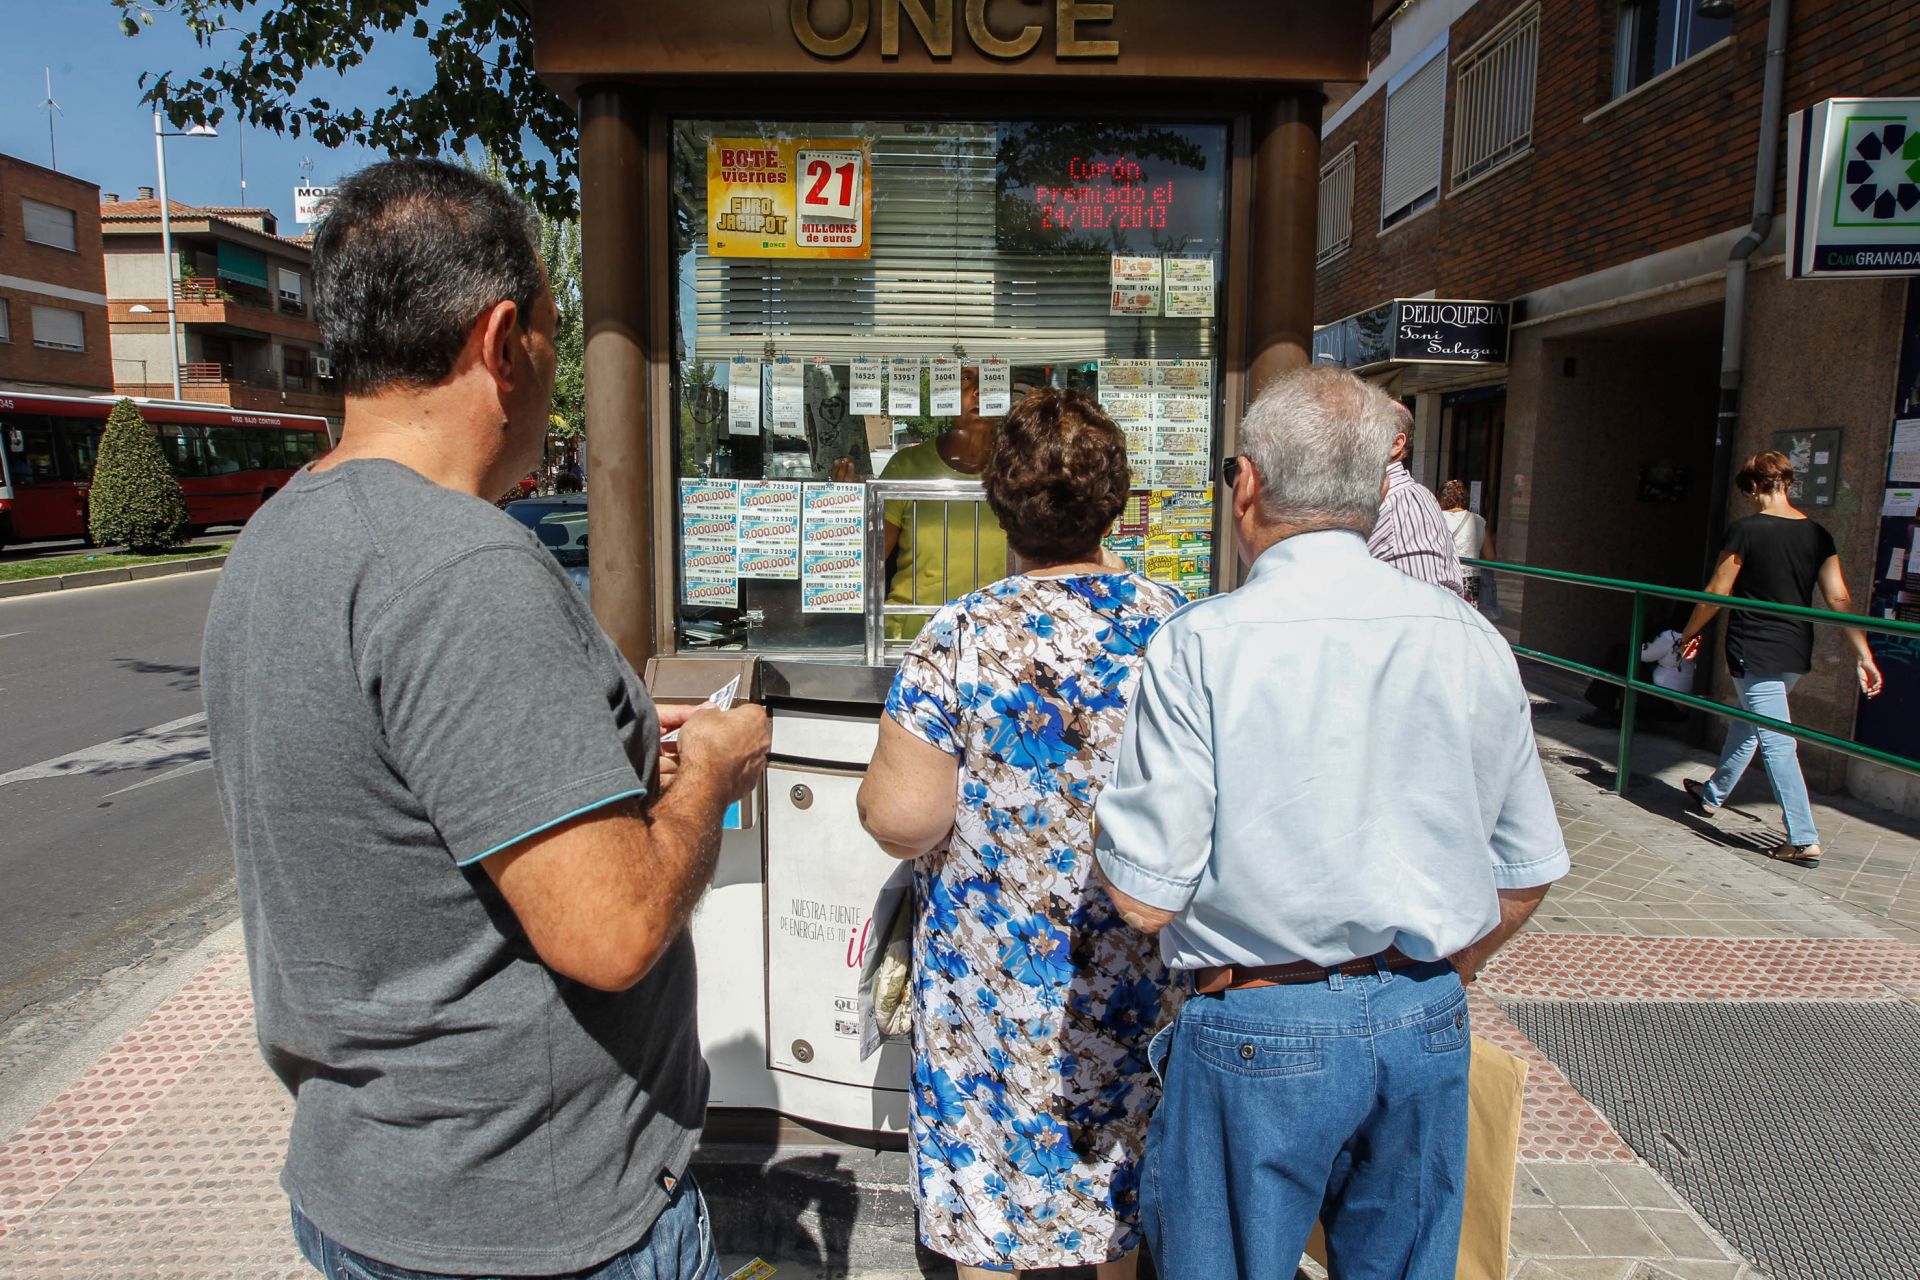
left=982, top=387, right=1130, bottom=565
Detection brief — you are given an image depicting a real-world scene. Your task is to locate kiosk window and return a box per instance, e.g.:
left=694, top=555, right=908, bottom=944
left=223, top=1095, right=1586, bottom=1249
left=669, top=117, right=1230, bottom=656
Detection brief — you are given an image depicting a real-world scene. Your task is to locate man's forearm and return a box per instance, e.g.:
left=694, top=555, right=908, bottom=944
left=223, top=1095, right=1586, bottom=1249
left=638, top=763, right=734, bottom=944
left=1450, top=883, right=1550, bottom=983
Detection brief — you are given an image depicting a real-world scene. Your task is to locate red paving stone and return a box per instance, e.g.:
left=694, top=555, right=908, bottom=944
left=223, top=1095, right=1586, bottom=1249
left=0, top=951, right=251, bottom=1244
left=1479, top=933, right=1920, bottom=1002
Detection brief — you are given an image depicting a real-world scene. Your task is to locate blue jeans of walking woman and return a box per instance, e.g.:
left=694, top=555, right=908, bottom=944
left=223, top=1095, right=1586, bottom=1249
left=1702, top=672, right=1819, bottom=846
left=1141, top=959, right=1471, bottom=1280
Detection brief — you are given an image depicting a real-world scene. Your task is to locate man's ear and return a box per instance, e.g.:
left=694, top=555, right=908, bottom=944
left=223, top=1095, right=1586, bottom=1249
left=478, top=298, right=522, bottom=394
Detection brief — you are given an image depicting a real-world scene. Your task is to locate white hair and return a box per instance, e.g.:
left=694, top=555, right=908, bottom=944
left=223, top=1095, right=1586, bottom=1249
left=1241, top=366, right=1399, bottom=533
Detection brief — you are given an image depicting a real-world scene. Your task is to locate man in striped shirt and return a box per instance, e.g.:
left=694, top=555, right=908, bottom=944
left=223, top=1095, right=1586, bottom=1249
left=1367, top=401, right=1467, bottom=597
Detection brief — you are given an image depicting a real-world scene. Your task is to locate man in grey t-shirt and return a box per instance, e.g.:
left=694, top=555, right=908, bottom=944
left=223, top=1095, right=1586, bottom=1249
left=202, top=160, right=768, bottom=1280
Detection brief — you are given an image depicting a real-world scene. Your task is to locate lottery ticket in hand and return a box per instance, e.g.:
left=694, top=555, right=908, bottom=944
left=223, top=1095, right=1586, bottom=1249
left=659, top=675, right=742, bottom=743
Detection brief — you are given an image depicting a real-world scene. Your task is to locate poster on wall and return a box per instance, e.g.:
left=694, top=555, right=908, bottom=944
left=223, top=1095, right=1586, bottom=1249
left=707, top=137, right=872, bottom=259
left=1772, top=428, right=1841, bottom=507
left=1854, top=284, right=1920, bottom=759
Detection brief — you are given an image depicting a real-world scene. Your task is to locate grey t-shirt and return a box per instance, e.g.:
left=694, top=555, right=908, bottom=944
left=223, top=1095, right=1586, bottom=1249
left=202, top=459, right=706, bottom=1275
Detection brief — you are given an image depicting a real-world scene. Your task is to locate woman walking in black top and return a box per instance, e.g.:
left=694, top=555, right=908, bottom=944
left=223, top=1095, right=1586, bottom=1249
left=1678, top=451, right=1884, bottom=866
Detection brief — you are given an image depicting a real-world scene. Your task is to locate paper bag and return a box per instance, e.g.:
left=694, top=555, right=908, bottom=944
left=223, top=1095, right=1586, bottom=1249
left=1306, top=1035, right=1528, bottom=1279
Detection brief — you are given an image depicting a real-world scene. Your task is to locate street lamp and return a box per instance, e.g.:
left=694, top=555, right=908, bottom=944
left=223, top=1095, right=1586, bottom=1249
left=153, top=111, right=218, bottom=400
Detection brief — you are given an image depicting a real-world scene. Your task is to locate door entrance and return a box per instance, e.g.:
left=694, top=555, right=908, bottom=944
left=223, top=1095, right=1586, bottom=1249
left=1444, top=386, right=1507, bottom=534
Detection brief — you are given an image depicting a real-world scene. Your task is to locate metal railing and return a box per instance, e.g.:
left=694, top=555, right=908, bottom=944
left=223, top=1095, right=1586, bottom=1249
left=861, top=478, right=1008, bottom=666
left=1452, top=3, right=1539, bottom=185
left=1469, top=557, right=1920, bottom=796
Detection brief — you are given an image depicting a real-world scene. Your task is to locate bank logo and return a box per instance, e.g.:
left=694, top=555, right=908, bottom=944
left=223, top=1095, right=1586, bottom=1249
left=1838, top=117, right=1920, bottom=225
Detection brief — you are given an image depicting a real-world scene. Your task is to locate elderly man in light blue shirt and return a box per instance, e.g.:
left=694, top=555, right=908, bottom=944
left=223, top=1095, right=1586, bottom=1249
left=1094, top=366, right=1565, bottom=1280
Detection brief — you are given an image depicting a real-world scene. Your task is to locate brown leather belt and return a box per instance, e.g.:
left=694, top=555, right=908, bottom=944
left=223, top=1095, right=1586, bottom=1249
left=1193, top=947, right=1424, bottom=995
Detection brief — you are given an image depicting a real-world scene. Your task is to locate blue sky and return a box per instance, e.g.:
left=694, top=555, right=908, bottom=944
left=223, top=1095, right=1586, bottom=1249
left=0, top=5, right=468, bottom=228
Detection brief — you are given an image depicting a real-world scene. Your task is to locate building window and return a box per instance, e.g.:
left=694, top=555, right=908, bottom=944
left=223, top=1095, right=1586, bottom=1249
left=0, top=299, right=10, bottom=342
left=1613, top=0, right=1730, bottom=97
left=1317, top=146, right=1357, bottom=265
left=21, top=198, right=79, bottom=252
left=1453, top=5, right=1539, bottom=186
left=1381, top=36, right=1448, bottom=229
left=283, top=347, right=310, bottom=391
left=31, top=304, right=86, bottom=352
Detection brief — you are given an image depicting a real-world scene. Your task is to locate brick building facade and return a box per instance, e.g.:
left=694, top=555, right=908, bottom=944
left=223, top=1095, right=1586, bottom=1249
left=1313, top=0, right=1920, bottom=803
left=102, top=196, right=343, bottom=427
left=0, top=154, right=112, bottom=394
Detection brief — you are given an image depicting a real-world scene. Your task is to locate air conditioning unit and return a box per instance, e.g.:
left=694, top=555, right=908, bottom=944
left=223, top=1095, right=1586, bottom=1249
left=314, top=356, right=334, bottom=378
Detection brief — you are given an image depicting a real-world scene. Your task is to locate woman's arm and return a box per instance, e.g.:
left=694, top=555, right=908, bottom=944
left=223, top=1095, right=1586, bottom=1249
left=858, top=716, right=962, bottom=859
left=1680, top=549, right=1743, bottom=660
left=1816, top=554, right=1886, bottom=697
left=1480, top=524, right=1495, bottom=561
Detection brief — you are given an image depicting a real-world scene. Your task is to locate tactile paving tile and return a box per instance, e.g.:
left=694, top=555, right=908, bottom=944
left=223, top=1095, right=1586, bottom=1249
left=0, top=951, right=252, bottom=1243
left=1508, top=999, right=1920, bottom=1280
left=1480, top=933, right=1920, bottom=1001
left=0, top=1028, right=300, bottom=1277
left=1468, top=992, right=1633, bottom=1163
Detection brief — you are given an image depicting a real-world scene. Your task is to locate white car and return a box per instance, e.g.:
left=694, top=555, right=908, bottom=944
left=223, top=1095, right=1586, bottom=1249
left=504, top=495, right=590, bottom=601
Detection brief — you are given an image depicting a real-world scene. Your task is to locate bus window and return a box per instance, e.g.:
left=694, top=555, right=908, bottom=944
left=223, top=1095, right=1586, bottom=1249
left=65, top=423, right=104, bottom=481
left=256, top=431, right=290, bottom=471
left=202, top=428, right=245, bottom=475
left=157, top=427, right=206, bottom=477
left=10, top=418, right=61, bottom=485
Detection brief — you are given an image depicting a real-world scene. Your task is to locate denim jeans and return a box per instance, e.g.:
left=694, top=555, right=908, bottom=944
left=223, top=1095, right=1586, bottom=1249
left=292, top=1174, right=719, bottom=1280
left=1703, top=671, right=1819, bottom=846
left=1140, top=960, right=1470, bottom=1280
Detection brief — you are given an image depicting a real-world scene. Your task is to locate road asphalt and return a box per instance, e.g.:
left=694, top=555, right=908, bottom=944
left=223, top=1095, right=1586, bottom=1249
left=0, top=571, right=236, bottom=1085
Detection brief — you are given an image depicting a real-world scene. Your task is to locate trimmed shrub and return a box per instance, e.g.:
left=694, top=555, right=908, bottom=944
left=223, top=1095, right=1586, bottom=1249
left=87, top=399, right=188, bottom=552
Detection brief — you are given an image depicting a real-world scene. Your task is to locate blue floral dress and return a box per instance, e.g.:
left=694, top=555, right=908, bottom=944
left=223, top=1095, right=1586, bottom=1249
left=884, top=572, right=1187, bottom=1271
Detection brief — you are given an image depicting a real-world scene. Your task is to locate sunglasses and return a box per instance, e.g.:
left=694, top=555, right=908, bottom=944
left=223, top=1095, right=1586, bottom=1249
left=1222, top=455, right=1246, bottom=488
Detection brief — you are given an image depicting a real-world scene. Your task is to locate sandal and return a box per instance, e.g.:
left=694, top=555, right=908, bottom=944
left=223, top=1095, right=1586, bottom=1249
left=1765, top=843, right=1822, bottom=868
left=1683, top=779, right=1719, bottom=817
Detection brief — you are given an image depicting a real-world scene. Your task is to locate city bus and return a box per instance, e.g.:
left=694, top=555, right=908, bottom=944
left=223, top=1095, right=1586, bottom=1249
left=0, top=392, right=333, bottom=550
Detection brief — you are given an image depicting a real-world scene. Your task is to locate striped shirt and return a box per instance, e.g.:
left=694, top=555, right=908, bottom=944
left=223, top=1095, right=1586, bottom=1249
left=1368, top=462, right=1467, bottom=597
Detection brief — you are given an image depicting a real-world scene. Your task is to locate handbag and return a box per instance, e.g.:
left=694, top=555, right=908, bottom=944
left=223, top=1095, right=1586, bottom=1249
left=857, top=860, right=916, bottom=1062
left=1307, top=1035, right=1529, bottom=1279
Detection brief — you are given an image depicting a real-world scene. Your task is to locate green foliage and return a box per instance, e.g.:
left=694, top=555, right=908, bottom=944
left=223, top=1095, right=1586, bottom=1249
left=541, top=210, right=584, bottom=437
left=88, top=400, right=190, bottom=553
left=113, top=0, right=578, bottom=218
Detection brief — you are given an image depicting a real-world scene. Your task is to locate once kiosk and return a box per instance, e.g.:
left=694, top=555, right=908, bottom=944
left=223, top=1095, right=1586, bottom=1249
left=515, top=0, right=1371, bottom=1136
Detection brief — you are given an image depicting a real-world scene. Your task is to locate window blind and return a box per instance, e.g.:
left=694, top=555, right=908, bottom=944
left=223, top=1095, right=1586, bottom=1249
left=1381, top=44, right=1448, bottom=225
left=1317, top=147, right=1356, bottom=264
left=22, top=199, right=77, bottom=251
left=0, top=299, right=10, bottom=342
left=683, top=122, right=1218, bottom=366
left=31, top=305, right=85, bottom=352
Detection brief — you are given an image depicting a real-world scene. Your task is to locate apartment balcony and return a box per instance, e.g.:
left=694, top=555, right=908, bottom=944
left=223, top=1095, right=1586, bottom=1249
left=110, top=281, right=319, bottom=342
left=113, top=361, right=343, bottom=418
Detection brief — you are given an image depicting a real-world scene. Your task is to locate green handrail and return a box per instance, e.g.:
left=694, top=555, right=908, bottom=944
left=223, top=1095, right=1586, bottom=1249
left=1465, top=557, right=1920, bottom=795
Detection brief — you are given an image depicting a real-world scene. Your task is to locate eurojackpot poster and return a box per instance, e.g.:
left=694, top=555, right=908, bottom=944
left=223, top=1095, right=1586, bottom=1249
left=707, top=137, right=872, bottom=259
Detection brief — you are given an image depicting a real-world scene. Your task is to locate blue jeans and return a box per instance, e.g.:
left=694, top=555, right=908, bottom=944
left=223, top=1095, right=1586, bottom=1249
left=292, top=1174, right=719, bottom=1280
left=1703, top=671, right=1819, bottom=846
left=1141, top=961, right=1470, bottom=1280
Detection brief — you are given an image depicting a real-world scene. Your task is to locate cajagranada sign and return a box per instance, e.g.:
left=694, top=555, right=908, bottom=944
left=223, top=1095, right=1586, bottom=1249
left=790, top=0, right=1120, bottom=60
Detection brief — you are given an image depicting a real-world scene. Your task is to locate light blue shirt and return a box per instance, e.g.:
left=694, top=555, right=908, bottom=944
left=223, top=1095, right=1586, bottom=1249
left=1094, top=529, right=1567, bottom=971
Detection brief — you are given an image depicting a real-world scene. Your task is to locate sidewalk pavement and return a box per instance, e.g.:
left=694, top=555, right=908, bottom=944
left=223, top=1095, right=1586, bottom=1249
left=3, top=675, right=1919, bottom=1279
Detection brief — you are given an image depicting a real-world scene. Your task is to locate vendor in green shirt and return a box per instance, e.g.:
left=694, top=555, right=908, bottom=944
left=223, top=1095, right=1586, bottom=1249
left=877, top=366, right=1009, bottom=638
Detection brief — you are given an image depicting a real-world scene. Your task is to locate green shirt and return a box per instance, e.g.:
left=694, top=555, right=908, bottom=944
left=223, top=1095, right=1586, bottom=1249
left=879, top=442, right=1008, bottom=638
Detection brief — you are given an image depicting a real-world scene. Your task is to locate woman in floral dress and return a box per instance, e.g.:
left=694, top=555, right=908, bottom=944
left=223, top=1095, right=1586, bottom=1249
left=858, top=388, right=1186, bottom=1278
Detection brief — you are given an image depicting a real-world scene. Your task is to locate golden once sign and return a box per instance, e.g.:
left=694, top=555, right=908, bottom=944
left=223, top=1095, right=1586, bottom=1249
left=790, top=0, right=1119, bottom=61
